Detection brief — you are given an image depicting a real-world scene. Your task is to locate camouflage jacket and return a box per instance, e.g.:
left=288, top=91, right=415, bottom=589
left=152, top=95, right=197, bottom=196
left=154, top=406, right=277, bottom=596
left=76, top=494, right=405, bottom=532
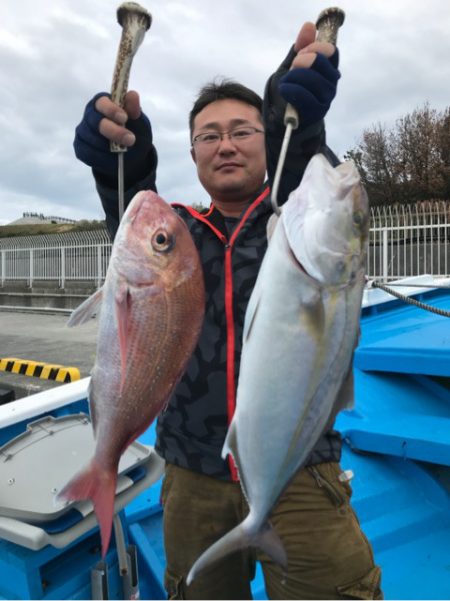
left=155, top=189, right=343, bottom=480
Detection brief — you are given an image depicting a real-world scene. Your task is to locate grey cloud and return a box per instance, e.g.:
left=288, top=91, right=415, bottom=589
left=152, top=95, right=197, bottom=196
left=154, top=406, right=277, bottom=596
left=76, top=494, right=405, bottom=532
left=0, top=0, right=448, bottom=224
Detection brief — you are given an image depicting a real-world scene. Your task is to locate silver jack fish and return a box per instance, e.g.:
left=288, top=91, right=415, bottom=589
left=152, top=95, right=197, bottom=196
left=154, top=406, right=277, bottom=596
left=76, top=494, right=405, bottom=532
left=58, top=190, right=205, bottom=557
left=187, top=153, right=368, bottom=584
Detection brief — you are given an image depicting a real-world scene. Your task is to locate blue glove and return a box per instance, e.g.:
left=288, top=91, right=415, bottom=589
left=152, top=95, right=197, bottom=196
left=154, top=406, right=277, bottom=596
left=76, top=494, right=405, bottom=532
left=278, top=49, right=340, bottom=127
left=73, top=92, right=155, bottom=186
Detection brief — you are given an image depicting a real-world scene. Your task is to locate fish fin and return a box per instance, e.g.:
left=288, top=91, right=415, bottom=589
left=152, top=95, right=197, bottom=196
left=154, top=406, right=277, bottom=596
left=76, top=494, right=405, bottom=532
left=67, top=288, right=103, bottom=327
left=242, top=284, right=262, bottom=342
left=221, top=419, right=236, bottom=461
left=323, top=364, right=356, bottom=433
left=187, top=520, right=251, bottom=585
left=187, top=518, right=287, bottom=586
left=222, top=422, right=249, bottom=503
left=336, top=365, right=355, bottom=411
left=266, top=213, right=279, bottom=241
left=255, top=522, right=288, bottom=570
left=222, top=423, right=248, bottom=495
left=302, top=294, right=325, bottom=334
left=333, top=332, right=359, bottom=415
left=57, top=459, right=117, bottom=558
left=88, top=377, right=98, bottom=433
left=115, top=284, right=132, bottom=393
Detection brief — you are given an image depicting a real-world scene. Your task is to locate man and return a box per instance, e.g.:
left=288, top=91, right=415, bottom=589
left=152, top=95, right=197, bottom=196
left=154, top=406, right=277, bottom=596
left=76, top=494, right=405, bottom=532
left=75, top=21, right=382, bottom=600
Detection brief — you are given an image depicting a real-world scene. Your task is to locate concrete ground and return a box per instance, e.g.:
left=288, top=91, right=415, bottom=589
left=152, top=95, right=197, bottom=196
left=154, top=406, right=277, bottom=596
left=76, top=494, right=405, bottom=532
left=0, top=309, right=98, bottom=399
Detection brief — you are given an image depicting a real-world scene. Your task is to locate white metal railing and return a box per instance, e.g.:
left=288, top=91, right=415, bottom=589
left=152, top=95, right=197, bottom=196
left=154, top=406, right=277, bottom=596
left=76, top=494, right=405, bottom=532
left=0, top=229, right=112, bottom=289
left=0, top=203, right=449, bottom=287
left=367, top=201, right=450, bottom=281
left=367, top=224, right=449, bottom=281
left=0, top=228, right=111, bottom=250
left=0, top=243, right=112, bottom=288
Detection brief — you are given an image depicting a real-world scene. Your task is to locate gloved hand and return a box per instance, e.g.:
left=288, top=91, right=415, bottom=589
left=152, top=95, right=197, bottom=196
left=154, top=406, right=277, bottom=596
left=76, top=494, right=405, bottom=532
left=279, top=49, right=340, bottom=127
left=265, top=22, right=340, bottom=131
left=263, top=22, right=341, bottom=208
left=74, top=92, right=155, bottom=187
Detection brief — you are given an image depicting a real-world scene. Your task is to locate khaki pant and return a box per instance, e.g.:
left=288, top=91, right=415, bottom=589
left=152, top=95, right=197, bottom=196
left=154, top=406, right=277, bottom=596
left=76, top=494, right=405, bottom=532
left=161, top=462, right=383, bottom=600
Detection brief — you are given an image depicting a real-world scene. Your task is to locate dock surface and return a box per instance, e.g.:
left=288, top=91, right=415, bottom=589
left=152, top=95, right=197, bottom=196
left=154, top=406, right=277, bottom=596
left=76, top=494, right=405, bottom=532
left=0, top=309, right=97, bottom=398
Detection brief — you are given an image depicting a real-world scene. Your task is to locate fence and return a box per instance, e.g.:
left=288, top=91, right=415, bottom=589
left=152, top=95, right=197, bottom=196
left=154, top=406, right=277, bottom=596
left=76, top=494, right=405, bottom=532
left=0, top=202, right=449, bottom=287
left=368, top=201, right=450, bottom=281
left=0, top=229, right=111, bottom=289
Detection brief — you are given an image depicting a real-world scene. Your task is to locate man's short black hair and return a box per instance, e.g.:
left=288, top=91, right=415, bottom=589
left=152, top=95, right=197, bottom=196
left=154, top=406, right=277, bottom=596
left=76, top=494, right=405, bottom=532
left=189, top=78, right=263, bottom=139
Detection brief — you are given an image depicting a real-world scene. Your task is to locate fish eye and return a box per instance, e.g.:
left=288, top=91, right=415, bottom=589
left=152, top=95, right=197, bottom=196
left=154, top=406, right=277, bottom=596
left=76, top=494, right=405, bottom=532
left=353, top=211, right=364, bottom=226
left=151, top=229, right=174, bottom=252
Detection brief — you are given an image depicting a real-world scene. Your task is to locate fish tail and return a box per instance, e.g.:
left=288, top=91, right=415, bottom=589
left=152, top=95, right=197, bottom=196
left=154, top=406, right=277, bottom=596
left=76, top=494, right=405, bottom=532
left=57, top=460, right=117, bottom=557
left=186, top=516, right=287, bottom=585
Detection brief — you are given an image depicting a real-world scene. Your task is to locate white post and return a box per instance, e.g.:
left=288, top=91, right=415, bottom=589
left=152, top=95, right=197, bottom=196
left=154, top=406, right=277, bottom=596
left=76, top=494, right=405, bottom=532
left=1, top=251, right=4, bottom=286
left=97, top=245, right=102, bottom=289
left=382, top=228, right=388, bottom=282
left=61, top=247, right=66, bottom=289
left=29, top=249, right=34, bottom=288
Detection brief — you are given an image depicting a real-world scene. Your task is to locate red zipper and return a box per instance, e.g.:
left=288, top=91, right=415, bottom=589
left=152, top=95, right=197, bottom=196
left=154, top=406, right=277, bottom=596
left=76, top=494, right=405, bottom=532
left=173, top=189, right=270, bottom=481
left=223, top=243, right=239, bottom=480
left=222, top=189, right=270, bottom=481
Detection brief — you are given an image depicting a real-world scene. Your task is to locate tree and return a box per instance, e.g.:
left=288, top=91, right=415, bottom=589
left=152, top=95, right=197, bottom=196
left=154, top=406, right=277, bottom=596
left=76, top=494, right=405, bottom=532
left=437, top=107, right=450, bottom=198
left=345, top=103, right=450, bottom=206
left=190, top=202, right=207, bottom=213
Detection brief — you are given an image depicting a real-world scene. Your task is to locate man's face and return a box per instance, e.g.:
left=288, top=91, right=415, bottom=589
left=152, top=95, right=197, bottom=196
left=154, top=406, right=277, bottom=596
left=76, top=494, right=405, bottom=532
left=191, top=99, right=267, bottom=204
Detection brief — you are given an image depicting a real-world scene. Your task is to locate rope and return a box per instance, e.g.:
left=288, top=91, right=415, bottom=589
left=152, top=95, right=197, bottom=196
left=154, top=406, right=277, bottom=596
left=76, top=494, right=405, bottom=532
left=381, top=283, right=450, bottom=289
left=368, top=280, right=450, bottom=317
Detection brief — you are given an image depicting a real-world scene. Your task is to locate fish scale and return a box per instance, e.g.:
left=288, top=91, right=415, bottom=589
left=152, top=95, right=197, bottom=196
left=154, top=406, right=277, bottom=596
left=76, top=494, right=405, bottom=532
left=57, top=190, right=205, bottom=557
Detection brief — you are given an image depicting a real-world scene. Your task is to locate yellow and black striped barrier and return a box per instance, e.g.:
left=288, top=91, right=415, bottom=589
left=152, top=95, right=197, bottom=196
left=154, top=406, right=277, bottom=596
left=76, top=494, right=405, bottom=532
left=0, top=358, right=81, bottom=383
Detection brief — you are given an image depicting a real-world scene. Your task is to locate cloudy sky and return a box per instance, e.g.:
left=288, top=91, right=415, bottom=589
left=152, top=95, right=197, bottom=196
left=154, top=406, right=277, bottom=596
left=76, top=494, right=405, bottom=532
left=0, top=0, right=448, bottom=224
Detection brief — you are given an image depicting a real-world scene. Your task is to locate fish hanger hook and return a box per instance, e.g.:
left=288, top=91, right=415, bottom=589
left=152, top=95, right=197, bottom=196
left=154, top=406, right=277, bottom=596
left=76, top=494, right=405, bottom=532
left=271, top=7, right=345, bottom=216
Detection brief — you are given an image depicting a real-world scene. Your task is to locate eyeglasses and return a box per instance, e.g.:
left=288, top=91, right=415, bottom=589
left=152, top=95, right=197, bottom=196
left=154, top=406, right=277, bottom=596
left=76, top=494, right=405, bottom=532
left=192, top=126, right=264, bottom=147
